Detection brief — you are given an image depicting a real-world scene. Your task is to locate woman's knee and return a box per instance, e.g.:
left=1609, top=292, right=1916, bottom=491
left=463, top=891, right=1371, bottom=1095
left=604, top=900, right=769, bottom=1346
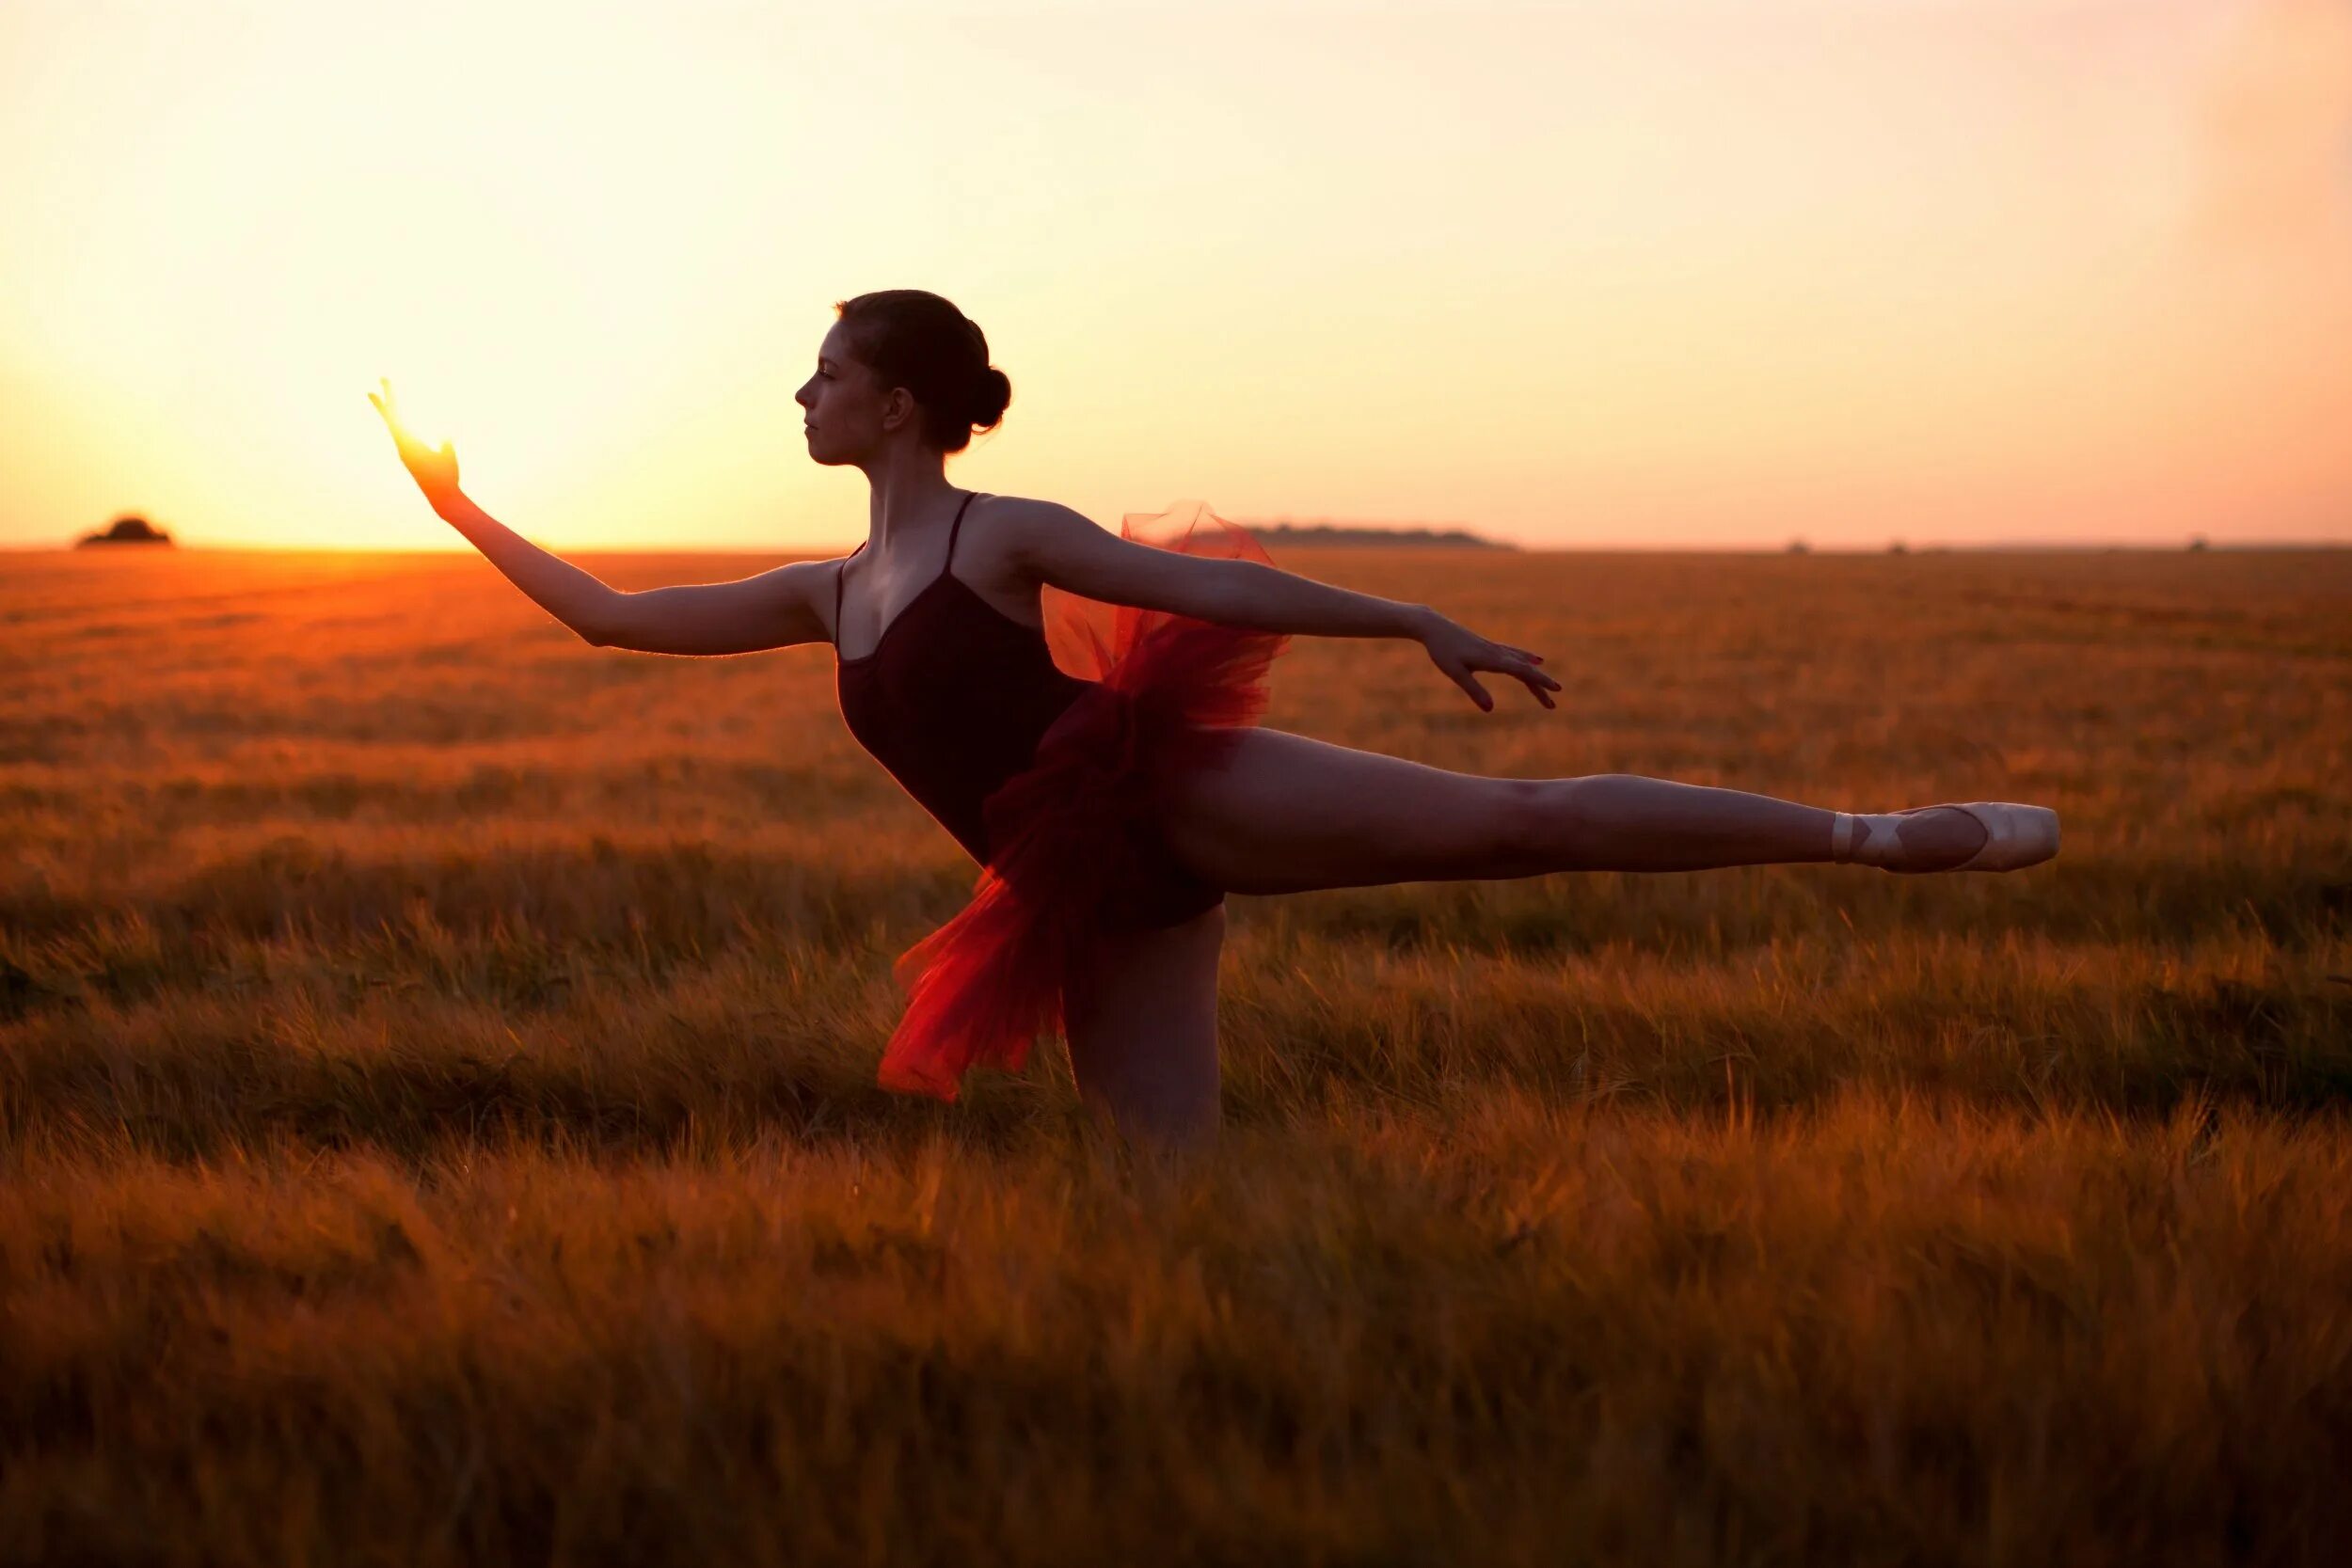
left=1472, top=775, right=1575, bottom=870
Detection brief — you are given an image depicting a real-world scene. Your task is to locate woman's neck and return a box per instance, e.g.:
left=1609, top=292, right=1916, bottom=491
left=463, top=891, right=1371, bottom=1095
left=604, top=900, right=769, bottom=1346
left=861, top=451, right=961, bottom=546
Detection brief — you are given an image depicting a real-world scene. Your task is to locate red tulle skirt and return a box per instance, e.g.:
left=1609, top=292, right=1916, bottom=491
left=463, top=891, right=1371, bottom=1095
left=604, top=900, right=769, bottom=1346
left=874, top=501, right=1292, bottom=1101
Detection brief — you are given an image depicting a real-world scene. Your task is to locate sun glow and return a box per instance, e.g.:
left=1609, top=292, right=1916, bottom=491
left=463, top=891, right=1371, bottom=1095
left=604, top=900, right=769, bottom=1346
left=2, top=1, right=2346, bottom=552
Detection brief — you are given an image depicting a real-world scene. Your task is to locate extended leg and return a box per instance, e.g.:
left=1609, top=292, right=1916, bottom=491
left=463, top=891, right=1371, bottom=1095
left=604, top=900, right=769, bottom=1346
left=1155, top=728, right=1986, bottom=895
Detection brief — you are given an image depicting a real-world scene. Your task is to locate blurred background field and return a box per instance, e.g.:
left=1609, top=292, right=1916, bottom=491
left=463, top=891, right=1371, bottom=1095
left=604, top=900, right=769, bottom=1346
left=3, top=544, right=2348, bottom=1564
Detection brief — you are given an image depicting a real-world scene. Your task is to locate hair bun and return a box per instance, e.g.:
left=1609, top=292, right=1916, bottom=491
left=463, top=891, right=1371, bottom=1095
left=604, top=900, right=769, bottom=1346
left=968, top=366, right=1012, bottom=432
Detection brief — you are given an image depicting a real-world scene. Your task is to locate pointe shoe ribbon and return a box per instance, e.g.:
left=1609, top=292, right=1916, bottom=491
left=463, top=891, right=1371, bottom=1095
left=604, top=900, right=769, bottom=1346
left=1833, top=802, right=2059, bottom=872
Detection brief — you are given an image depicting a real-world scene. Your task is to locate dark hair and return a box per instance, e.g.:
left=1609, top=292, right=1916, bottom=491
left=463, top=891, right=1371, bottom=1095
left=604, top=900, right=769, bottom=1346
left=831, top=290, right=1012, bottom=453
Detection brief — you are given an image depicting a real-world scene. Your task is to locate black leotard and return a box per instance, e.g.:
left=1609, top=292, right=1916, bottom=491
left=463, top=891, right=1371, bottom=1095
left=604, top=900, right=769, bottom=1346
left=830, top=489, right=1224, bottom=926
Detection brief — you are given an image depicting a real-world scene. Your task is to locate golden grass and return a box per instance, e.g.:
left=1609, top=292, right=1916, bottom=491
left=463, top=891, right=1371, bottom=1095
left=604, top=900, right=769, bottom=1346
left=3, top=544, right=2348, bottom=1564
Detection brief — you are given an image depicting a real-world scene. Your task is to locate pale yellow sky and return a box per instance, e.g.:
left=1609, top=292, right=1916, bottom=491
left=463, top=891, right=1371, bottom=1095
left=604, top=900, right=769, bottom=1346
left=2, top=0, right=2346, bottom=551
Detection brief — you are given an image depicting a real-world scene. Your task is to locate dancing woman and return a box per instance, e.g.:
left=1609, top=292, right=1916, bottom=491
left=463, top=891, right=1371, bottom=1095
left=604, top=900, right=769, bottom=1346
left=370, top=289, right=2057, bottom=1149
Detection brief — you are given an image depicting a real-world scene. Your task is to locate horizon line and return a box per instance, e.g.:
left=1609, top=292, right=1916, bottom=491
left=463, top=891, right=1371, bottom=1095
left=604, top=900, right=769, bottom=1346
left=11, top=537, right=2349, bottom=556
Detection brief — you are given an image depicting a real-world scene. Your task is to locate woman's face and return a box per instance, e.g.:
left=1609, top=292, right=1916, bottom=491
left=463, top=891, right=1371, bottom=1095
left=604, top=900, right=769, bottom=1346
left=793, top=322, right=908, bottom=466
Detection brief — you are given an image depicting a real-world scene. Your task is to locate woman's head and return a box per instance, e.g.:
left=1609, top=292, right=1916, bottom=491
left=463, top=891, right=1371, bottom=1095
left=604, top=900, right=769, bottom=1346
left=796, top=290, right=1010, bottom=464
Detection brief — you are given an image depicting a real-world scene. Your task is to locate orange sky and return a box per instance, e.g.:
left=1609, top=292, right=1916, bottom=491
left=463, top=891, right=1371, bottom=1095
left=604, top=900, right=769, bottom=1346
left=2, top=0, right=2346, bottom=552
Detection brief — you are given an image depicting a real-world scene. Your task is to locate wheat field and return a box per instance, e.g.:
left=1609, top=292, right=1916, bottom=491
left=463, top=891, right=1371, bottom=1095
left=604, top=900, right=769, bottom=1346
left=3, top=543, right=2348, bottom=1565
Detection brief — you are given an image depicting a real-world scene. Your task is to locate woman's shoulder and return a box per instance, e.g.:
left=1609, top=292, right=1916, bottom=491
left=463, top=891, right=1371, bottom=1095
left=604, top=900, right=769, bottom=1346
left=962, top=491, right=1096, bottom=575
left=969, top=491, right=1104, bottom=552
left=971, top=490, right=1084, bottom=529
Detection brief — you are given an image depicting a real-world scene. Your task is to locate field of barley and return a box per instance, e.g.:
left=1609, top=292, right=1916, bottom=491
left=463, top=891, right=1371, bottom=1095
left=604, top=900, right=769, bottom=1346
left=3, top=541, right=2348, bottom=1565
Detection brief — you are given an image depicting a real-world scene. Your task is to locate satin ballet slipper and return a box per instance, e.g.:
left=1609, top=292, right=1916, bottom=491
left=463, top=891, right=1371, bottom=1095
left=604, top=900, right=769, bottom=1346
left=1831, top=802, right=2059, bottom=873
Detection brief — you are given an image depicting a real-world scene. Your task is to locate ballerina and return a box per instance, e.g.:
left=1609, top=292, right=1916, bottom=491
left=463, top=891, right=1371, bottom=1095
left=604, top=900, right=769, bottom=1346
left=370, top=288, right=2057, bottom=1150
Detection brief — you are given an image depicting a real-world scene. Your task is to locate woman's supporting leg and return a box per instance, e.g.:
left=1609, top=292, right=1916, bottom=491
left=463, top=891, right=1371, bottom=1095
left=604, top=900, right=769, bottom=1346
left=1156, top=728, right=1986, bottom=895
left=1061, top=901, right=1228, bottom=1151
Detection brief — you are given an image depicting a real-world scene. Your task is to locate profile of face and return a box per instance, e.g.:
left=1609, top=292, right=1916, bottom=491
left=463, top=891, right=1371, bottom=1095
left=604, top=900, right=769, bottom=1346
left=794, top=322, right=915, bottom=467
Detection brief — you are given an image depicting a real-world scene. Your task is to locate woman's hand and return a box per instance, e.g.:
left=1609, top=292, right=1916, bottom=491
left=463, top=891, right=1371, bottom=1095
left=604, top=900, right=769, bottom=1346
left=367, top=377, right=463, bottom=516
left=1418, top=610, right=1559, bottom=712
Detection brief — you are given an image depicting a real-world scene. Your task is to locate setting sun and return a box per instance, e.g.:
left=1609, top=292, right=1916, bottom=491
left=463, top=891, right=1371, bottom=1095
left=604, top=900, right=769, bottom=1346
left=3, top=0, right=2347, bottom=551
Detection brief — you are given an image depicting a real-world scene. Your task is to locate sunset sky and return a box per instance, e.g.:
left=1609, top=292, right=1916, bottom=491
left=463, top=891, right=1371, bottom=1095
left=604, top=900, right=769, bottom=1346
left=2, top=0, right=2346, bottom=552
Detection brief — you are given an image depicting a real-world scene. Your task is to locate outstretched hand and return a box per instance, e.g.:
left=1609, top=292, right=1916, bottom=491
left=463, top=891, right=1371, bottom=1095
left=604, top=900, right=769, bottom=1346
left=367, top=378, right=463, bottom=516
left=1420, top=611, right=1559, bottom=712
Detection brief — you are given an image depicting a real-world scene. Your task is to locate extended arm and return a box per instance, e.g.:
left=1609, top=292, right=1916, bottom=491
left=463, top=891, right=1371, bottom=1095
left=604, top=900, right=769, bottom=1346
left=1005, top=498, right=1559, bottom=710
left=1007, top=497, right=1423, bottom=638
left=371, top=379, right=827, bottom=656
left=431, top=491, right=623, bottom=643
left=438, top=494, right=830, bottom=655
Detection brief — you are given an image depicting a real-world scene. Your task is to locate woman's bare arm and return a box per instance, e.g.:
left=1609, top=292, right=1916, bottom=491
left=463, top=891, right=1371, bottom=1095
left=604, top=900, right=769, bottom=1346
left=586, top=559, right=834, bottom=655
left=427, top=490, right=625, bottom=644
left=1003, top=497, right=1421, bottom=637
left=371, top=379, right=829, bottom=656
left=1003, top=497, right=1559, bottom=711
left=439, top=495, right=831, bottom=655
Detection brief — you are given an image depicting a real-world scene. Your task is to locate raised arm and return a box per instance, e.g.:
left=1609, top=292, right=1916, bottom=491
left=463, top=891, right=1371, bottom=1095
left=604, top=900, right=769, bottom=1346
left=440, top=494, right=831, bottom=655
left=1003, top=497, right=1559, bottom=711
left=370, top=379, right=829, bottom=656
left=420, top=488, right=621, bottom=644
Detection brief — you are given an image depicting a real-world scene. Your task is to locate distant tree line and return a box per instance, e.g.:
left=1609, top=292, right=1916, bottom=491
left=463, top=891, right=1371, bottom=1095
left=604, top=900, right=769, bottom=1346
left=1242, top=522, right=1513, bottom=549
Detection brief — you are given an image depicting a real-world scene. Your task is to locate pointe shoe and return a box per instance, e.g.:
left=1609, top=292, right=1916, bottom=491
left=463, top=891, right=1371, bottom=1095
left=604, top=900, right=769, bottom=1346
left=1832, top=802, right=2059, bottom=873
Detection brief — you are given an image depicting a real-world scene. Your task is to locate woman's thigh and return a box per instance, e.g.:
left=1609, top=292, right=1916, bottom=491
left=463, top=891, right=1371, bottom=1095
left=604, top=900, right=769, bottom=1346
left=1061, top=900, right=1227, bottom=1147
left=1155, top=726, right=1548, bottom=895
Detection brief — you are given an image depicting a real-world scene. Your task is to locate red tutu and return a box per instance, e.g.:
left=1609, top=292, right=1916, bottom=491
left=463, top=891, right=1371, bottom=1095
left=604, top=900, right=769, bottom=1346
left=874, top=501, right=1291, bottom=1101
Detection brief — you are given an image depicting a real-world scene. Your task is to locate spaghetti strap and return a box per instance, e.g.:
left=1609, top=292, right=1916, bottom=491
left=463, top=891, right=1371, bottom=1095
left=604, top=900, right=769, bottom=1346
left=831, top=543, right=864, bottom=643
left=833, top=491, right=976, bottom=649
left=943, top=489, right=977, bottom=575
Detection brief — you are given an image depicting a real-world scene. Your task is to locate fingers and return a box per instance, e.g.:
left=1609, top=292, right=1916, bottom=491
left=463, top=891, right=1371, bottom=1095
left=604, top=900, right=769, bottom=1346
left=1435, top=636, right=1560, bottom=712
left=1460, top=647, right=1559, bottom=711
left=1448, top=666, right=1494, bottom=711
left=1509, top=656, right=1561, bottom=693
left=1479, top=648, right=1560, bottom=701
left=1489, top=660, right=1555, bottom=708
